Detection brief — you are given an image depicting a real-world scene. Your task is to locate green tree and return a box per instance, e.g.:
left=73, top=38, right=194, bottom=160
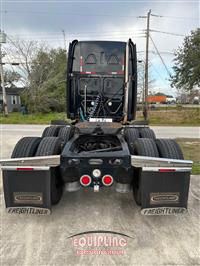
left=171, top=28, right=200, bottom=91
left=22, top=48, right=67, bottom=113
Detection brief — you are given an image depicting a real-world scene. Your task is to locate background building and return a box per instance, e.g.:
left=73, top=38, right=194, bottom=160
left=0, top=87, right=23, bottom=112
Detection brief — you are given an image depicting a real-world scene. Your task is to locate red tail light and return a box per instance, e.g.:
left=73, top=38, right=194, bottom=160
left=80, top=175, right=92, bottom=186
left=102, top=175, right=113, bottom=186
left=159, top=169, right=176, bottom=172
left=16, top=168, right=33, bottom=171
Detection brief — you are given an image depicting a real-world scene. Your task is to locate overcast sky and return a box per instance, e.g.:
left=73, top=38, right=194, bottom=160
left=1, top=0, right=199, bottom=95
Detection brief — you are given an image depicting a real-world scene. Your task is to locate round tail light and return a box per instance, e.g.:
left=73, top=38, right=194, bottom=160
left=102, top=175, right=113, bottom=186
left=80, top=175, right=92, bottom=186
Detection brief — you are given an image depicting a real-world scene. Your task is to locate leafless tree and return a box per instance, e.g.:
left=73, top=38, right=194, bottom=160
left=4, top=37, right=49, bottom=87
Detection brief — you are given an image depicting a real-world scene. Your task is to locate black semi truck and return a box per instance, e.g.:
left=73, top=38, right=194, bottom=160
left=0, top=39, right=192, bottom=215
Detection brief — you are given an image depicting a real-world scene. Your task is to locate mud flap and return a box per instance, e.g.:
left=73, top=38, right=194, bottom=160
left=2, top=168, right=51, bottom=214
left=140, top=168, right=190, bottom=215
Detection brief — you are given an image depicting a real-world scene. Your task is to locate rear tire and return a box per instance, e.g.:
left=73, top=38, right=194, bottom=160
left=58, top=126, right=75, bottom=143
left=35, top=137, right=63, bottom=205
left=139, top=128, right=156, bottom=139
left=124, top=128, right=140, bottom=154
left=132, top=138, right=159, bottom=206
left=42, top=126, right=62, bottom=138
left=133, top=138, right=159, bottom=157
left=36, top=137, right=62, bottom=156
left=156, top=139, right=184, bottom=159
left=11, top=137, right=41, bottom=158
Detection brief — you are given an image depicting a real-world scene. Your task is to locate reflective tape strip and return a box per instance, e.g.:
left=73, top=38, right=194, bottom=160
left=80, top=56, right=83, bottom=72
left=86, top=71, right=96, bottom=74
left=142, top=167, right=192, bottom=172
left=117, top=70, right=124, bottom=74
left=109, top=71, right=124, bottom=75
left=1, top=166, right=50, bottom=171
left=80, top=56, right=83, bottom=66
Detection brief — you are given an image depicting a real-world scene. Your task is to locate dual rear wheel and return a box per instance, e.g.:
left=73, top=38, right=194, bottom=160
left=11, top=125, right=75, bottom=205
left=125, top=127, right=184, bottom=206
left=124, top=127, right=156, bottom=154
left=11, top=136, right=63, bottom=204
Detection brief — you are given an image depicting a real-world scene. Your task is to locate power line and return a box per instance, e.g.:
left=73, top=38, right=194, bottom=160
left=151, top=50, right=175, bottom=56
left=6, top=34, right=146, bottom=42
left=2, top=10, right=140, bottom=18
left=150, top=29, right=184, bottom=37
left=8, top=31, right=145, bottom=37
left=139, top=50, right=175, bottom=55
left=1, top=9, right=198, bottom=33
left=156, top=14, right=199, bottom=21
left=6, top=37, right=146, bottom=43
left=149, top=61, right=169, bottom=87
left=6, top=30, right=145, bottom=39
left=8, top=33, right=145, bottom=38
left=3, top=9, right=198, bottom=21
left=149, top=34, right=172, bottom=77
left=139, top=12, right=199, bottom=21
left=149, top=61, right=175, bottom=96
left=150, top=14, right=163, bottom=18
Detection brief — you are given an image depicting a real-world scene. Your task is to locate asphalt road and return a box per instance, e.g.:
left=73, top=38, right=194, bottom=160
left=0, top=125, right=200, bottom=266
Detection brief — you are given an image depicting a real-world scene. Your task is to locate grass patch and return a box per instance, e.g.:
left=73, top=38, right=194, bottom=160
left=1, top=107, right=200, bottom=126
left=137, top=108, right=200, bottom=126
left=176, top=138, right=200, bottom=175
left=0, top=112, right=68, bottom=124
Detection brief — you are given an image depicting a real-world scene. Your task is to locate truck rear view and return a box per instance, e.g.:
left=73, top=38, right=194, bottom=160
left=0, top=39, right=192, bottom=215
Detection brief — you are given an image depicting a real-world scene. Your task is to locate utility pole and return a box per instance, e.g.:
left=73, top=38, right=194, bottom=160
left=143, top=9, right=151, bottom=121
left=0, top=30, right=8, bottom=116
left=62, top=30, right=67, bottom=57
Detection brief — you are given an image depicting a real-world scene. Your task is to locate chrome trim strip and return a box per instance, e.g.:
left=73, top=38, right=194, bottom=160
left=131, top=155, right=193, bottom=168
left=123, top=40, right=129, bottom=124
left=0, top=155, right=60, bottom=167
left=123, top=125, right=149, bottom=128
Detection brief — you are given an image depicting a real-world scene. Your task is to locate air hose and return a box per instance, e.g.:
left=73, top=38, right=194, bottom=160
left=87, top=94, right=101, bottom=121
